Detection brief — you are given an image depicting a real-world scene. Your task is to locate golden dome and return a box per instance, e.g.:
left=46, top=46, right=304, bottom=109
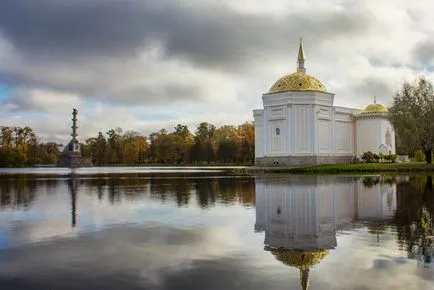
left=363, top=103, right=387, bottom=113
left=266, top=247, right=329, bottom=269
left=269, top=72, right=326, bottom=94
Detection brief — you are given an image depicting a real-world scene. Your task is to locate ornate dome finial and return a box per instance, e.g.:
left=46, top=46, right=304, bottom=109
left=297, top=38, right=306, bottom=73
left=268, top=39, right=326, bottom=94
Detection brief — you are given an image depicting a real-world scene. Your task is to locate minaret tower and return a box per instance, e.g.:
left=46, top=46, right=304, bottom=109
left=57, top=108, right=92, bottom=167
left=71, top=108, right=78, bottom=142
left=70, top=108, right=80, bottom=153
left=297, top=37, right=306, bottom=73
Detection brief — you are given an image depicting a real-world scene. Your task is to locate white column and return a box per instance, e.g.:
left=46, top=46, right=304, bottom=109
left=263, top=107, right=268, bottom=156
left=287, top=104, right=292, bottom=155
left=312, top=104, right=318, bottom=155
left=331, top=108, right=336, bottom=155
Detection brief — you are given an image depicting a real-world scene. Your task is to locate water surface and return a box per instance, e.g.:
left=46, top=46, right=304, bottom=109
left=0, top=168, right=433, bottom=289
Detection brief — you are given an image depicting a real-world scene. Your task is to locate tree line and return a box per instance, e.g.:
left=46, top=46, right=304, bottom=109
left=83, top=122, right=254, bottom=166
left=0, top=122, right=254, bottom=167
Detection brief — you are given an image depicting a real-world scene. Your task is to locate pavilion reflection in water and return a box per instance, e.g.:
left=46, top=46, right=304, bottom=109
left=255, top=176, right=397, bottom=290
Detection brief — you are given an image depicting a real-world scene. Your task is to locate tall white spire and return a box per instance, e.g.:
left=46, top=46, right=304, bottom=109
left=297, top=37, right=306, bottom=73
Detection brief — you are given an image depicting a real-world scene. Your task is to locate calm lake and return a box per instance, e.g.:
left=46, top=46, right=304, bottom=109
left=0, top=168, right=433, bottom=290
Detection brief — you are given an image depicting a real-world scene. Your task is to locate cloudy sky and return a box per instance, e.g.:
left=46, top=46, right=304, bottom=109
left=1, top=0, right=433, bottom=144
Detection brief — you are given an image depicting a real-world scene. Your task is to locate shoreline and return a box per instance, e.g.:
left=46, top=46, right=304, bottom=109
left=233, top=162, right=434, bottom=174
left=0, top=162, right=432, bottom=176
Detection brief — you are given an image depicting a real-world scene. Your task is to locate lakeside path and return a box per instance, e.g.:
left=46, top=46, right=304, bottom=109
left=233, top=162, right=434, bottom=174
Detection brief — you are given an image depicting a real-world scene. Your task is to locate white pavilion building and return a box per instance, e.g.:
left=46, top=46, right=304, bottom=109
left=253, top=39, right=396, bottom=166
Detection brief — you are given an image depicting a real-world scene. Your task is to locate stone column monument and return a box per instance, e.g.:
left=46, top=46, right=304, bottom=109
left=57, top=109, right=93, bottom=168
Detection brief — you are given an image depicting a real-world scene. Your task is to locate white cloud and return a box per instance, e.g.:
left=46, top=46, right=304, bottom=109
left=4, top=88, right=82, bottom=112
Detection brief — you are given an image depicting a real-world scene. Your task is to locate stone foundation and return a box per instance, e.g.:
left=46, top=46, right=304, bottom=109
left=255, top=155, right=353, bottom=167
left=57, top=152, right=93, bottom=168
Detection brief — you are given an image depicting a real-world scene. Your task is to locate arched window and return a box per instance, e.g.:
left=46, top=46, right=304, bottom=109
left=385, top=128, right=391, bottom=146
left=275, top=128, right=280, bottom=136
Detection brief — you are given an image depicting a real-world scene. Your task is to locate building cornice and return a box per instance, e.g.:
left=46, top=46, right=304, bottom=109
left=353, top=112, right=389, bottom=120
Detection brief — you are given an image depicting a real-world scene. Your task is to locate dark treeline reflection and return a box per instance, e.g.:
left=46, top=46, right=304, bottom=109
left=359, top=175, right=434, bottom=266
left=0, top=176, right=59, bottom=209
left=362, top=175, right=397, bottom=188
left=81, top=175, right=256, bottom=208
left=394, top=175, right=434, bottom=265
left=149, top=177, right=255, bottom=208
left=0, top=175, right=256, bottom=210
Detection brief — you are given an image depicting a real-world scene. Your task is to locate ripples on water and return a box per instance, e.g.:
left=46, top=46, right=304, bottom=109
left=0, top=168, right=433, bottom=290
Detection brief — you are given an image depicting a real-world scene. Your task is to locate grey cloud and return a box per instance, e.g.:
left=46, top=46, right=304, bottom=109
left=0, top=0, right=374, bottom=110
left=0, top=0, right=157, bottom=59
left=412, top=38, right=434, bottom=67
left=162, top=9, right=371, bottom=72
left=120, top=83, right=204, bottom=105
left=351, top=77, right=395, bottom=101
left=0, top=0, right=372, bottom=69
left=0, top=58, right=206, bottom=108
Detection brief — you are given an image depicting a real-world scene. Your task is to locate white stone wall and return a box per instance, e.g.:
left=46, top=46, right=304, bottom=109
left=266, top=105, right=287, bottom=156
left=356, top=118, right=378, bottom=155
left=356, top=116, right=395, bottom=156
left=253, top=109, right=264, bottom=158
left=317, top=105, right=333, bottom=154
left=293, top=104, right=314, bottom=155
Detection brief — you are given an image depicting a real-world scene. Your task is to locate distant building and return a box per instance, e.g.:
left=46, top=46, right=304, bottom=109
left=253, top=39, right=396, bottom=166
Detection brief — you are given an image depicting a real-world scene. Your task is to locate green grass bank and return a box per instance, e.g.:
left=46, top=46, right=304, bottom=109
left=237, top=162, right=434, bottom=174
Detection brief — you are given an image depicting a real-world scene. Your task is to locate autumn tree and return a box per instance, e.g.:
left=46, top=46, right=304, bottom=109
left=389, top=77, right=434, bottom=163
left=0, top=126, right=55, bottom=167
left=191, top=122, right=216, bottom=163
left=123, top=134, right=148, bottom=165
left=173, top=124, right=194, bottom=163
left=85, top=132, right=107, bottom=166
left=237, top=122, right=255, bottom=163
left=146, top=126, right=192, bottom=163
left=212, top=125, right=239, bottom=163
